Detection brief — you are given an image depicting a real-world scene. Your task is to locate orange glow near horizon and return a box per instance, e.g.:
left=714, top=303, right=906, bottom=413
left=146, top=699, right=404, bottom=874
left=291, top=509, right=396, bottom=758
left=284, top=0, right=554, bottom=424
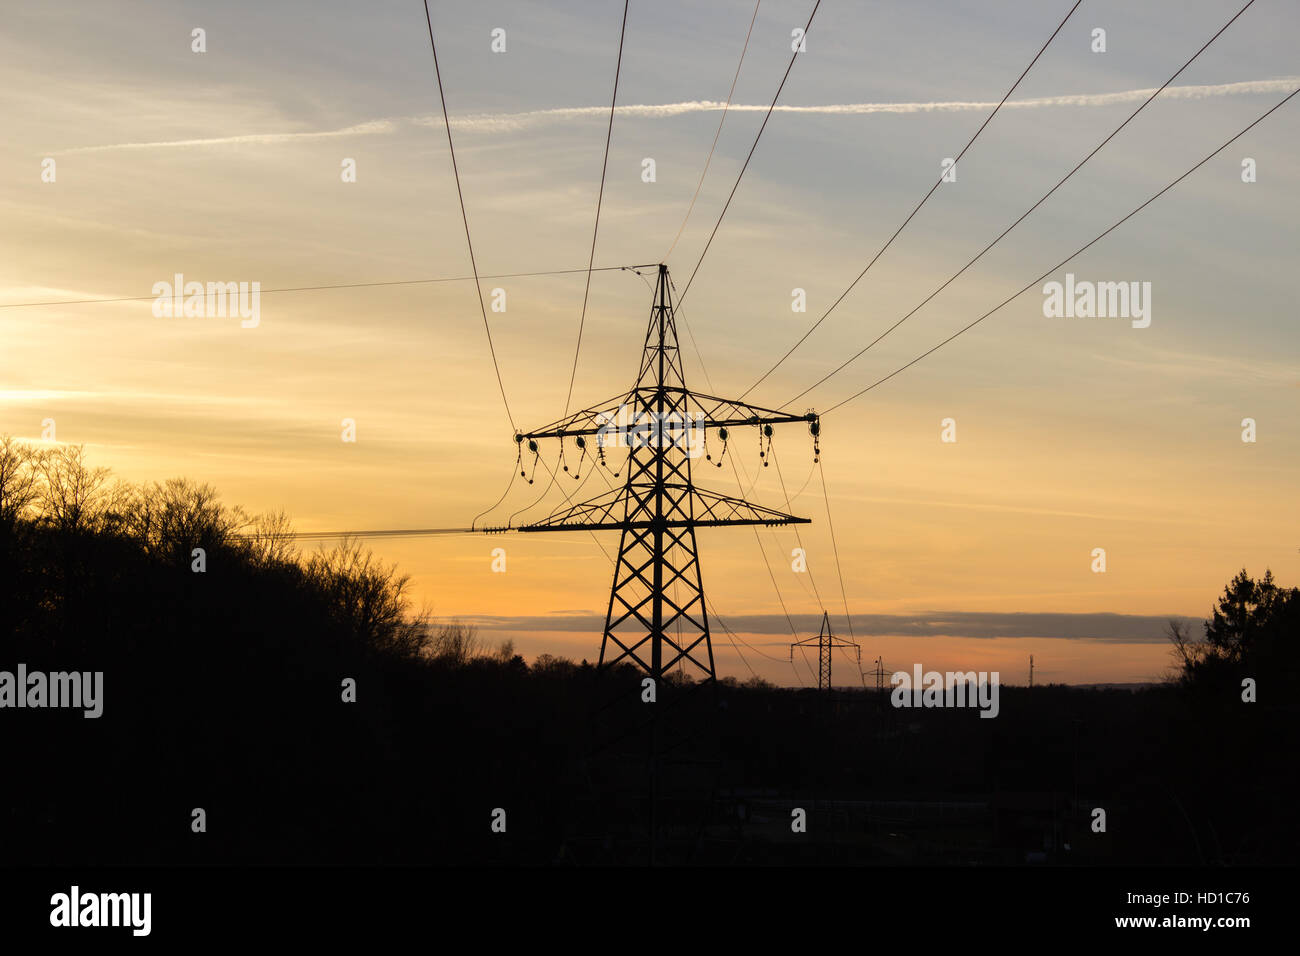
left=3, top=1, right=1297, bottom=685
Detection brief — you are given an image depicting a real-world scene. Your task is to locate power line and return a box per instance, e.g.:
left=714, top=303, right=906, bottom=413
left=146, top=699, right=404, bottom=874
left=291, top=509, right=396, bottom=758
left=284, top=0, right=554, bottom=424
left=766, top=445, right=824, bottom=609
left=663, top=0, right=762, bottom=263
left=733, top=442, right=817, bottom=610
left=709, top=610, right=762, bottom=681
left=676, top=306, right=717, bottom=392
left=789, top=459, right=818, bottom=501
left=660, top=294, right=817, bottom=676
left=288, top=527, right=486, bottom=540
left=539, top=446, right=607, bottom=523
left=471, top=469, right=517, bottom=530
left=824, top=84, right=1300, bottom=414
left=507, top=449, right=565, bottom=526
left=0, top=266, right=656, bottom=310
left=708, top=595, right=809, bottom=686
left=679, top=268, right=821, bottom=678
left=310, top=524, right=789, bottom=687
left=676, top=0, right=821, bottom=308
left=564, top=0, right=631, bottom=416
left=783, top=0, right=1258, bottom=408
left=293, top=442, right=607, bottom=540
left=747, top=524, right=813, bottom=686
left=729, top=444, right=811, bottom=597
left=422, top=0, right=516, bottom=431
left=725, top=445, right=810, bottom=676
left=739, top=0, right=1084, bottom=400
left=816, top=457, right=857, bottom=665
left=291, top=510, right=785, bottom=684
left=733, top=442, right=827, bottom=683
left=677, top=304, right=814, bottom=687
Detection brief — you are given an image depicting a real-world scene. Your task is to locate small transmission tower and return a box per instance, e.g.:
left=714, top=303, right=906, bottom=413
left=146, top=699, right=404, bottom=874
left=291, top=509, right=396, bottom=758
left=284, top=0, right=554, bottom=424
left=872, top=656, right=889, bottom=692
left=790, top=610, right=860, bottom=693
left=514, top=264, right=819, bottom=685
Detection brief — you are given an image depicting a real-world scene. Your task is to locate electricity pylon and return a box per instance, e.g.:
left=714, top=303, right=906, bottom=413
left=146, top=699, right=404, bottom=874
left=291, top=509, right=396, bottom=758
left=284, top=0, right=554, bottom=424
left=873, top=656, right=889, bottom=692
left=515, top=263, right=819, bottom=685
left=790, top=610, right=859, bottom=692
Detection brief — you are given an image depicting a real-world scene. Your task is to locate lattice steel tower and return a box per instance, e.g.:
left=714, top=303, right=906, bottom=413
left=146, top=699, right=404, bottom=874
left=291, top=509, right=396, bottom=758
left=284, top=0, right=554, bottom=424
left=790, top=610, right=860, bottom=692
left=515, top=264, right=819, bottom=684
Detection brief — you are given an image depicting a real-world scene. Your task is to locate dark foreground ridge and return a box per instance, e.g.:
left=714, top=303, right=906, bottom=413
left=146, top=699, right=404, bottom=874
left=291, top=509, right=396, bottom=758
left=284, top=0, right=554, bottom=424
left=1, top=440, right=1296, bottom=865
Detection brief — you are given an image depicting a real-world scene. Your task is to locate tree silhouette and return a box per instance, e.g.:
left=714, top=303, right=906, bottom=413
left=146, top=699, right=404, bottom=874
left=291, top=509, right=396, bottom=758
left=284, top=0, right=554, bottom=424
left=0, top=436, right=41, bottom=532
left=1169, top=567, right=1299, bottom=691
left=36, top=444, right=112, bottom=534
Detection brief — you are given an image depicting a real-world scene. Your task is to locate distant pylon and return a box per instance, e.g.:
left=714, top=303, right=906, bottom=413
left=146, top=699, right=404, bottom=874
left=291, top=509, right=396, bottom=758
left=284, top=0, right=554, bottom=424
left=790, top=610, right=860, bottom=692
left=1029, top=654, right=1034, bottom=688
left=873, top=656, right=888, bottom=692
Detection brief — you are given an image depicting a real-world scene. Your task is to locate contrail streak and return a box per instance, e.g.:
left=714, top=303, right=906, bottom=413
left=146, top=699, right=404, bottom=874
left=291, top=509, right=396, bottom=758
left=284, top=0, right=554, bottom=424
left=435, top=77, right=1299, bottom=130
left=63, top=78, right=1296, bottom=151
left=63, top=119, right=397, bottom=153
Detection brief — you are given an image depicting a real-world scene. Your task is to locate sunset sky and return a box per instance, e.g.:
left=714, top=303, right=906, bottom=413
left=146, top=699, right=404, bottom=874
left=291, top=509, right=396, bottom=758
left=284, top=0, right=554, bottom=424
left=2, top=0, right=1297, bottom=686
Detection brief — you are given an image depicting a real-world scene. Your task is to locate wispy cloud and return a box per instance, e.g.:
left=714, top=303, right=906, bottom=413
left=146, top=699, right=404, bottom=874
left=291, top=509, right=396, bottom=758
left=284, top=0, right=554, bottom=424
left=61, top=78, right=1297, bottom=152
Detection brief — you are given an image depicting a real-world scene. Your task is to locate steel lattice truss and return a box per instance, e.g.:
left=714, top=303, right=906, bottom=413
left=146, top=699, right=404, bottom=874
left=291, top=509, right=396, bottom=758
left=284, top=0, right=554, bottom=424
left=515, top=264, right=816, bottom=682
left=790, top=610, right=860, bottom=692
left=519, top=484, right=807, bottom=531
left=517, top=387, right=815, bottom=441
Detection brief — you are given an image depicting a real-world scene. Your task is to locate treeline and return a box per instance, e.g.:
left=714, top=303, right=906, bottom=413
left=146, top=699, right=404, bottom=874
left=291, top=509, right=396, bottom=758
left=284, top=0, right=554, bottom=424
left=1, top=438, right=1296, bottom=865
left=1, top=436, right=483, bottom=662
left=0, top=438, right=596, bottom=864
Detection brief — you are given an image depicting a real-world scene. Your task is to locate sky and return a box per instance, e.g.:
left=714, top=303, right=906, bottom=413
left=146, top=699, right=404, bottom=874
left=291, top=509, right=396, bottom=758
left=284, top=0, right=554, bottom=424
left=2, top=0, right=1297, bottom=686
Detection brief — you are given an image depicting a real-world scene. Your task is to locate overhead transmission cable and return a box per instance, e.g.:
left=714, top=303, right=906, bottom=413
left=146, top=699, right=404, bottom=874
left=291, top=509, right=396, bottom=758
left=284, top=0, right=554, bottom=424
left=676, top=268, right=819, bottom=678
left=422, top=0, right=516, bottom=431
left=620, top=292, right=804, bottom=683
left=747, top=523, right=815, bottom=685
left=676, top=0, right=822, bottom=308
left=763, top=446, right=824, bottom=608
left=564, top=0, right=631, bottom=416
left=822, top=84, right=1300, bottom=413
left=472, top=472, right=517, bottom=530
left=287, top=527, right=481, bottom=541
left=817, top=457, right=860, bottom=684
left=782, top=0, right=1259, bottom=409
left=663, top=0, right=762, bottom=262
left=0, top=266, right=655, bottom=311
left=740, top=0, right=1084, bottom=400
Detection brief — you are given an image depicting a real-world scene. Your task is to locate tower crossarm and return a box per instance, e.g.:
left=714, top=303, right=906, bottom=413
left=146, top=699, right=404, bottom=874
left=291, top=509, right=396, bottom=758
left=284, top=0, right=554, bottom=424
left=514, top=390, right=817, bottom=441
left=790, top=634, right=859, bottom=649
left=677, top=389, right=817, bottom=430
left=514, top=391, right=634, bottom=441
left=518, top=484, right=809, bottom=532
